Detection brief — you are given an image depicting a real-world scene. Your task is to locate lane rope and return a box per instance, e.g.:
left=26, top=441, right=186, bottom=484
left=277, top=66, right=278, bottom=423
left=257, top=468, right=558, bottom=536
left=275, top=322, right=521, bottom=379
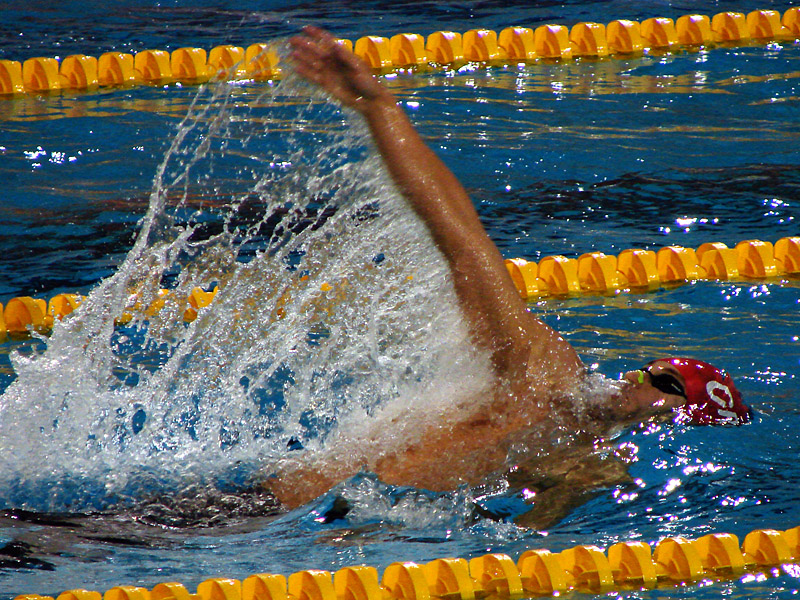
left=1, top=236, right=797, bottom=340
left=13, top=525, right=800, bottom=600
left=1, top=9, right=799, bottom=96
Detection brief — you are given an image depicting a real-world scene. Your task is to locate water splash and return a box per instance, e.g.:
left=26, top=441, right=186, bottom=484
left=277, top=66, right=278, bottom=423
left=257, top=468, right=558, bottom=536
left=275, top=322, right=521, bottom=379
left=0, top=65, right=493, bottom=513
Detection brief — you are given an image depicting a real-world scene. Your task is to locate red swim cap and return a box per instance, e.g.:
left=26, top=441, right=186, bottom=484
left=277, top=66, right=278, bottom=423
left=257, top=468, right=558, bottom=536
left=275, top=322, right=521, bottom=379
left=657, top=357, right=751, bottom=425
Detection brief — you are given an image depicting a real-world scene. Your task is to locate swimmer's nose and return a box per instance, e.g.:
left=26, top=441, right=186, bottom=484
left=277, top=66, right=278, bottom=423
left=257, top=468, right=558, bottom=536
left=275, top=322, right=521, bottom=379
left=623, top=369, right=646, bottom=385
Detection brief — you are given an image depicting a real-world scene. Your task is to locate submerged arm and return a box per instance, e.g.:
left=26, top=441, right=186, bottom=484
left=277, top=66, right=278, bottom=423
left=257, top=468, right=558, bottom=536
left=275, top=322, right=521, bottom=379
left=289, top=26, right=583, bottom=380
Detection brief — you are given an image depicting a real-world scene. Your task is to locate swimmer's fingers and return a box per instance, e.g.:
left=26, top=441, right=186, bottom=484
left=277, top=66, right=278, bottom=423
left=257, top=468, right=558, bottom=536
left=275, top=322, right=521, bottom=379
left=289, top=27, right=371, bottom=98
left=289, top=26, right=389, bottom=110
left=288, top=27, right=337, bottom=79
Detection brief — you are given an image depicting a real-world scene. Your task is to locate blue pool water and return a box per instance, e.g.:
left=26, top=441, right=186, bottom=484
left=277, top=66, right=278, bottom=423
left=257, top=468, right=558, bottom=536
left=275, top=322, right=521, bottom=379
left=1, top=1, right=800, bottom=598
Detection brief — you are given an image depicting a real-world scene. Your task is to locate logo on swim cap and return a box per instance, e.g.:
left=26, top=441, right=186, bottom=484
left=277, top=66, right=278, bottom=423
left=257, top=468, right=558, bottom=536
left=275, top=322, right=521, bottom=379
left=658, top=358, right=751, bottom=425
left=705, top=380, right=740, bottom=421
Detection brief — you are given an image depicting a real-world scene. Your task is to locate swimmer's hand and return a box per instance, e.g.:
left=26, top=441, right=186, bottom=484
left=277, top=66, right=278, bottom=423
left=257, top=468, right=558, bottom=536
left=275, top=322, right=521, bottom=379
left=289, top=26, right=392, bottom=112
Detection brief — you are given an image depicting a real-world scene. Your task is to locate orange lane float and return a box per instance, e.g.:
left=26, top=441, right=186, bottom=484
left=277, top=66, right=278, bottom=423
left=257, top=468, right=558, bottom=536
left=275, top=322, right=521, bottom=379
left=13, top=526, right=800, bottom=600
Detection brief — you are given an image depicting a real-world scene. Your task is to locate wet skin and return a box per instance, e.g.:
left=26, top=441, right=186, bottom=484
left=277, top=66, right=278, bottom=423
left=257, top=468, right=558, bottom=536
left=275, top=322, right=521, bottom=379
left=267, top=27, right=692, bottom=514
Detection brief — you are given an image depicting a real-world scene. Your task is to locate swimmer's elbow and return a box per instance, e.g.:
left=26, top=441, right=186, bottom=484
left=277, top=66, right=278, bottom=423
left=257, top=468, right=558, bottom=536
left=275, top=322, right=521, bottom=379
left=263, top=466, right=341, bottom=510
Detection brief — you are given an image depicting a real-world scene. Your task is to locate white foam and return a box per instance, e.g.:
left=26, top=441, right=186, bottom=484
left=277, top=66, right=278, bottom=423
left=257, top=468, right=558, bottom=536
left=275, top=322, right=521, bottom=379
left=0, top=72, right=495, bottom=512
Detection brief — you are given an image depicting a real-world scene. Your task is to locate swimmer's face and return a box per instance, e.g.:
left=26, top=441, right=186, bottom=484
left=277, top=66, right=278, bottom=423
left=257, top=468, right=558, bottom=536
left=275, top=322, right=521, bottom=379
left=622, top=360, right=687, bottom=413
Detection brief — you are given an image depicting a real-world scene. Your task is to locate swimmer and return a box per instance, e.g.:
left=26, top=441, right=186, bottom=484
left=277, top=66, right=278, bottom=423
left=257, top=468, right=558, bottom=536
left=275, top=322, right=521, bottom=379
left=271, top=26, right=751, bottom=515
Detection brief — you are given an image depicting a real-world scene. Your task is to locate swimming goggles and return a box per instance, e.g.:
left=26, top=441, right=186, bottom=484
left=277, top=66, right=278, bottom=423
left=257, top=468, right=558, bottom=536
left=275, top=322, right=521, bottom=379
left=642, top=365, right=687, bottom=398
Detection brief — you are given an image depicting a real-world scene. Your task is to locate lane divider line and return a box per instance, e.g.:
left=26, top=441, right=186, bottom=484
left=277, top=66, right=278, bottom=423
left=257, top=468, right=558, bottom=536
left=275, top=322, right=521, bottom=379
left=13, top=526, right=800, bottom=600
left=2, top=236, right=797, bottom=341
left=1, top=8, right=799, bottom=96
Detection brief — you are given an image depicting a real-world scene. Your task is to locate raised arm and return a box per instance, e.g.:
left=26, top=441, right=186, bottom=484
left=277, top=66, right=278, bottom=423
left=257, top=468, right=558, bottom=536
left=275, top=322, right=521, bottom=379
left=289, top=27, right=583, bottom=382
left=265, top=28, right=684, bottom=509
